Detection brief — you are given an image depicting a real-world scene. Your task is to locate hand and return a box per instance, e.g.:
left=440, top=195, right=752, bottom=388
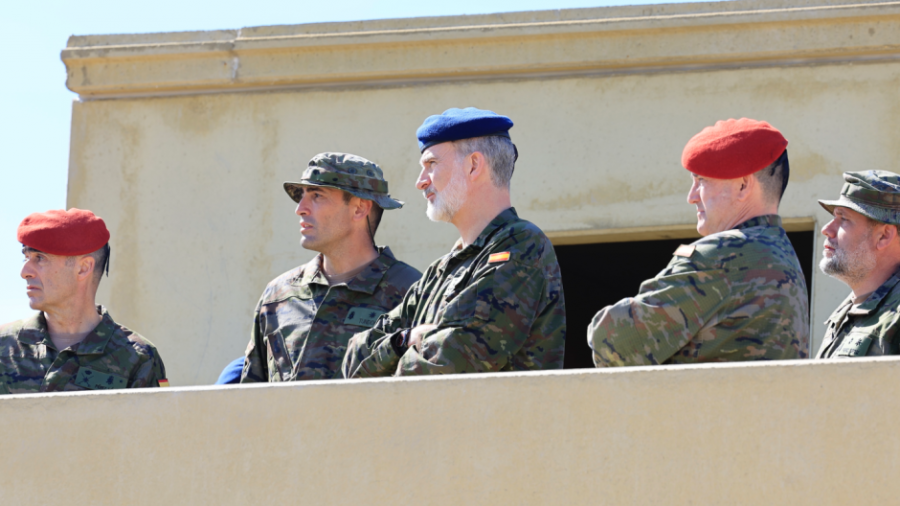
left=408, top=324, right=438, bottom=351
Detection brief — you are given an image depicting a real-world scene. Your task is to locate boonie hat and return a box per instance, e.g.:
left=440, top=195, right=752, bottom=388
left=283, top=152, right=403, bottom=210
left=818, top=170, right=900, bottom=226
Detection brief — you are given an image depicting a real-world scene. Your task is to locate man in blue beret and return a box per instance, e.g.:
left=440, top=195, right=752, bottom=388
left=343, top=107, right=566, bottom=376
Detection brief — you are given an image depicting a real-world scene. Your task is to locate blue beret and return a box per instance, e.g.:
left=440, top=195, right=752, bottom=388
left=417, top=107, right=514, bottom=152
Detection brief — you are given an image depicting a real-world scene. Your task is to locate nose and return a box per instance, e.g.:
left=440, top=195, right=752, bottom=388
left=295, top=198, right=309, bottom=217
left=686, top=179, right=700, bottom=205
left=416, top=166, right=431, bottom=191
left=821, top=218, right=838, bottom=239
left=20, top=261, right=33, bottom=280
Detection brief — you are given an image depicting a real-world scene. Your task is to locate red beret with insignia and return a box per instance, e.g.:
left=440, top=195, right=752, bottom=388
left=682, top=118, right=788, bottom=179
left=17, top=208, right=110, bottom=256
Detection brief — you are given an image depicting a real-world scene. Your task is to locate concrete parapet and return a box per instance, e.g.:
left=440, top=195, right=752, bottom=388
left=2, top=358, right=898, bottom=504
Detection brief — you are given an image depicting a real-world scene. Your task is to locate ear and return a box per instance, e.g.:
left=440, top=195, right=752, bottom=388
left=465, top=151, right=489, bottom=182
left=874, top=224, right=898, bottom=251
left=77, top=256, right=95, bottom=282
left=352, top=197, right=373, bottom=222
left=736, top=175, right=754, bottom=202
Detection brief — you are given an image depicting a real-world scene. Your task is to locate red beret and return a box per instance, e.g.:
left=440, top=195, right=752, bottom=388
left=682, top=118, right=788, bottom=179
left=17, top=208, right=110, bottom=256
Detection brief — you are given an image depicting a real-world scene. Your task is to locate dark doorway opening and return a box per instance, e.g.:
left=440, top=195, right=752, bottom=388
left=555, top=230, right=814, bottom=369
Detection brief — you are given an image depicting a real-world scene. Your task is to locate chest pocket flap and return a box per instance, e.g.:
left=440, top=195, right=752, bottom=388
left=74, top=367, right=127, bottom=390
left=344, top=307, right=386, bottom=327
left=834, top=331, right=874, bottom=357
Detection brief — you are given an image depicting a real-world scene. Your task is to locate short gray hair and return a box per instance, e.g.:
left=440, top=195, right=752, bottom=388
left=452, top=136, right=516, bottom=189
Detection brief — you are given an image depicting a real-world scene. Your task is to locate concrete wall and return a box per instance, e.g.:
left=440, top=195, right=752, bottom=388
left=3, top=358, right=900, bottom=505
left=63, top=0, right=900, bottom=384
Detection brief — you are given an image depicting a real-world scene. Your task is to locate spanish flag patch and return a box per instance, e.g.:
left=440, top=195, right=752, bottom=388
left=158, top=379, right=170, bottom=387
left=488, top=252, right=511, bottom=263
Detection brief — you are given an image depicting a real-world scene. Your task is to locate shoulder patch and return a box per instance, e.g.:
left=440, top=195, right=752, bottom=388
left=674, top=244, right=696, bottom=258
left=488, top=252, right=511, bottom=263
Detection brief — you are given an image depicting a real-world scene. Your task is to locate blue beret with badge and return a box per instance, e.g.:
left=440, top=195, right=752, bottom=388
left=416, top=107, right=514, bottom=152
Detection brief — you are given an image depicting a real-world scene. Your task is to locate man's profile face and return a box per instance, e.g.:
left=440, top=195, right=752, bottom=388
left=687, top=174, right=740, bottom=236
left=417, top=142, right=468, bottom=223
left=20, top=248, right=79, bottom=312
left=819, top=206, right=877, bottom=285
left=294, top=185, right=356, bottom=253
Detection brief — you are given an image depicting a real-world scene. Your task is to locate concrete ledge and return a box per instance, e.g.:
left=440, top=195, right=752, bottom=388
left=62, top=0, right=900, bottom=98
left=3, top=358, right=900, bottom=505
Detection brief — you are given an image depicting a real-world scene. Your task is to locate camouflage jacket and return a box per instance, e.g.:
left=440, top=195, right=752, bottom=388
left=589, top=215, right=810, bottom=366
left=816, top=268, right=900, bottom=358
left=241, top=247, right=421, bottom=382
left=0, top=306, right=166, bottom=394
left=342, top=208, right=566, bottom=377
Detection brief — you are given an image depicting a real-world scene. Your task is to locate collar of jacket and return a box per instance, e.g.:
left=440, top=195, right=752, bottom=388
left=296, top=246, right=399, bottom=296
left=734, top=214, right=782, bottom=231
left=848, top=266, right=900, bottom=316
left=17, top=305, right=115, bottom=355
left=440, top=207, right=519, bottom=272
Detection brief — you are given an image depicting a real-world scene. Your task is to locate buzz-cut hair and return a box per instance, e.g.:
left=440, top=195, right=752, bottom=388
left=452, top=135, right=517, bottom=189
left=754, top=149, right=790, bottom=206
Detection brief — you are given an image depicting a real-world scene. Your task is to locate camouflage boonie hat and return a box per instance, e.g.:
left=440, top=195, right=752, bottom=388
left=819, top=170, right=900, bottom=225
left=283, top=152, right=403, bottom=210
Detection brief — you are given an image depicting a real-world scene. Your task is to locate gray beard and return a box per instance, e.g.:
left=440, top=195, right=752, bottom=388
left=425, top=169, right=468, bottom=223
left=819, top=241, right=876, bottom=286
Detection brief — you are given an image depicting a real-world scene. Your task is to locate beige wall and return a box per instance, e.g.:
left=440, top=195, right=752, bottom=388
left=64, top=0, right=900, bottom=384
left=4, top=358, right=900, bottom=504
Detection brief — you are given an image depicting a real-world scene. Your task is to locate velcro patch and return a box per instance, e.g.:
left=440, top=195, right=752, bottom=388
left=74, top=367, right=127, bottom=390
left=344, top=307, right=385, bottom=327
left=488, top=252, right=511, bottom=263
left=674, top=244, right=696, bottom=258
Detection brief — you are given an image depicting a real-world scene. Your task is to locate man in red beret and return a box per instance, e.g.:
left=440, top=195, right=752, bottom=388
left=0, top=208, right=167, bottom=393
left=589, top=118, right=810, bottom=366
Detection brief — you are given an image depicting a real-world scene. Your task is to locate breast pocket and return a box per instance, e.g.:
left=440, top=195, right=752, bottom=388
left=834, top=331, right=874, bottom=357
left=440, top=278, right=491, bottom=324
left=265, top=329, right=293, bottom=381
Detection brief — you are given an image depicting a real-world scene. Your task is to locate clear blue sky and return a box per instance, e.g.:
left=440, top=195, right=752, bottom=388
left=0, top=0, right=710, bottom=325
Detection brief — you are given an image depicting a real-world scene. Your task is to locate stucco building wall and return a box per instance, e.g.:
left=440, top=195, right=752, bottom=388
left=63, top=0, right=900, bottom=384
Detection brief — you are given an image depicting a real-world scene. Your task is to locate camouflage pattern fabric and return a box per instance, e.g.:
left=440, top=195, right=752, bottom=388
left=589, top=215, right=810, bottom=366
left=241, top=247, right=421, bottom=382
left=816, top=269, right=900, bottom=358
left=819, top=170, right=900, bottom=226
left=0, top=306, right=166, bottom=394
left=342, top=208, right=566, bottom=377
left=283, top=152, right=404, bottom=210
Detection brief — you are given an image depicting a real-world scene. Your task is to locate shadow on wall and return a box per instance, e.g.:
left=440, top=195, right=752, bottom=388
left=556, top=231, right=815, bottom=369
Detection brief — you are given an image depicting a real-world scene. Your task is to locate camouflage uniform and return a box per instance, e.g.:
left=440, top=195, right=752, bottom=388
left=342, top=207, right=566, bottom=377
left=816, top=171, right=900, bottom=358
left=816, top=272, right=900, bottom=358
left=241, top=247, right=420, bottom=382
left=589, top=215, right=810, bottom=366
left=241, top=152, right=421, bottom=382
left=0, top=306, right=166, bottom=394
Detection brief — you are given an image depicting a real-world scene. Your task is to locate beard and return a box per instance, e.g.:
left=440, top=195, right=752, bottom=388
left=819, top=235, right=877, bottom=286
left=425, top=168, right=468, bottom=223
